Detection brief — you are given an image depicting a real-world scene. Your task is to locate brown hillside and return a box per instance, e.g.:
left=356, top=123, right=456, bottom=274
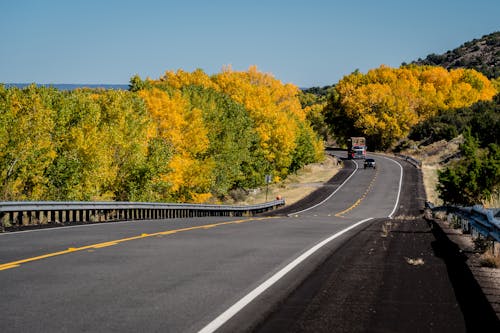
left=411, top=31, right=500, bottom=79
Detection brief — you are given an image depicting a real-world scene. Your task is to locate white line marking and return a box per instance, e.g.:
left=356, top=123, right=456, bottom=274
left=379, top=156, right=403, bottom=219
left=197, top=217, right=374, bottom=333
left=288, top=159, right=359, bottom=216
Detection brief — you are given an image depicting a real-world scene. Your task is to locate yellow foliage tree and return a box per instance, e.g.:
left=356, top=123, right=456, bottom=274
left=327, top=65, right=497, bottom=149
left=212, top=65, right=320, bottom=177
left=138, top=88, right=214, bottom=202
left=159, top=68, right=219, bottom=91
left=0, top=85, right=56, bottom=199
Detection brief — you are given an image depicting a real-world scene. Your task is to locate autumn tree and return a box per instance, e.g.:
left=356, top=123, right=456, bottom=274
left=180, top=85, right=260, bottom=194
left=1, top=67, right=324, bottom=203
left=325, top=65, right=497, bottom=150
left=212, top=66, right=323, bottom=179
left=0, top=85, right=56, bottom=200
left=138, top=88, right=214, bottom=202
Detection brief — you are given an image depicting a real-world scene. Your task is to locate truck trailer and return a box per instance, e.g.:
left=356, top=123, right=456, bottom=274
left=347, top=137, right=367, bottom=159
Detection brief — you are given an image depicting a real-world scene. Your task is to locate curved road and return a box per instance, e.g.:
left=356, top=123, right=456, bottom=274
left=0, top=155, right=484, bottom=332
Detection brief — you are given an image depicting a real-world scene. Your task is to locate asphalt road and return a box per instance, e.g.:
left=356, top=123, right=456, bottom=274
left=1, top=154, right=484, bottom=332
left=254, top=157, right=500, bottom=333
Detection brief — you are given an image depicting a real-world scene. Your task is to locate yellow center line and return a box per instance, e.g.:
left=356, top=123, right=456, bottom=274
left=0, top=216, right=277, bottom=271
left=92, top=242, right=119, bottom=249
left=0, top=264, right=20, bottom=271
left=335, top=169, right=379, bottom=217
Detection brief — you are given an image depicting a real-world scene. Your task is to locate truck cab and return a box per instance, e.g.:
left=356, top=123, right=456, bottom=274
left=350, top=146, right=367, bottom=159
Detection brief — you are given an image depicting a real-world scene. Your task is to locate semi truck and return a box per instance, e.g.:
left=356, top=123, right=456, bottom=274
left=347, top=137, right=367, bottom=159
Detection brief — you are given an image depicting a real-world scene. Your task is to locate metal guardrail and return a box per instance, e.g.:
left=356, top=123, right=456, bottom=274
left=395, top=153, right=422, bottom=168
left=0, top=200, right=285, bottom=231
left=426, top=202, right=500, bottom=242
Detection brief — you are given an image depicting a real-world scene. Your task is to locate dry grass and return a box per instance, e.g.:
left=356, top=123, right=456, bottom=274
left=401, top=135, right=499, bottom=208
left=479, top=251, right=500, bottom=268
left=422, top=164, right=442, bottom=205
left=230, top=154, right=341, bottom=205
left=393, top=215, right=419, bottom=221
left=483, top=192, right=500, bottom=209
left=398, top=136, right=463, bottom=205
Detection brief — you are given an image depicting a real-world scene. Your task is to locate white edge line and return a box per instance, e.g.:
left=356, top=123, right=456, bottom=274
left=288, top=159, right=359, bottom=216
left=197, top=217, right=374, bottom=333
left=379, top=156, right=403, bottom=219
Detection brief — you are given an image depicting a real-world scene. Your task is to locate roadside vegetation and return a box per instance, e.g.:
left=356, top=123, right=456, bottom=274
left=400, top=94, right=500, bottom=206
left=318, top=32, right=500, bottom=207
left=1, top=32, right=498, bottom=206
left=323, top=65, right=496, bottom=151
left=0, top=67, right=323, bottom=203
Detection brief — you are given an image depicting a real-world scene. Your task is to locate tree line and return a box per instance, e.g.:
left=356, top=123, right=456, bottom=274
left=304, top=64, right=498, bottom=206
left=0, top=66, right=323, bottom=203
left=2, top=62, right=498, bottom=205
left=323, top=65, right=497, bottom=150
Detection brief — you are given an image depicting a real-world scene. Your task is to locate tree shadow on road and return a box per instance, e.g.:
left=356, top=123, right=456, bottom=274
left=429, top=219, right=500, bottom=331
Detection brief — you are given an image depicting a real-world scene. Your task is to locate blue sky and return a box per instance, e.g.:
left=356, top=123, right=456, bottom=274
left=1, top=0, right=499, bottom=87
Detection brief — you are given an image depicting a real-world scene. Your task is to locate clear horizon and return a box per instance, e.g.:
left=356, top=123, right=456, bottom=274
left=1, top=0, right=499, bottom=87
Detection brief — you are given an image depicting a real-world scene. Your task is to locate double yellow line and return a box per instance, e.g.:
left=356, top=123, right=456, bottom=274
left=335, top=168, right=379, bottom=217
left=0, top=217, right=276, bottom=271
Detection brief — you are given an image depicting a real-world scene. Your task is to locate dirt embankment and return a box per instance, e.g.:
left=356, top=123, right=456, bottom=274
left=398, top=136, right=463, bottom=205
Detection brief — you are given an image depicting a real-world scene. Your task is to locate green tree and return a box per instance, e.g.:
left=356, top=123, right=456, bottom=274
left=437, top=130, right=500, bottom=205
left=181, top=85, right=259, bottom=196
left=0, top=85, right=56, bottom=200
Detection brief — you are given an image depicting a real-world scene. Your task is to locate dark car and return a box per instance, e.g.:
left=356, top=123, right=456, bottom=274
left=364, top=158, right=376, bottom=169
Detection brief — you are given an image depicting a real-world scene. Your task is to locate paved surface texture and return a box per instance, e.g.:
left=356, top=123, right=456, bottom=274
left=267, top=158, right=356, bottom=216
left=0, top=154, right=400, bottom=332
left=253, top=160, right=500, bottom=332
left=1, top=154, right=498, bottom=332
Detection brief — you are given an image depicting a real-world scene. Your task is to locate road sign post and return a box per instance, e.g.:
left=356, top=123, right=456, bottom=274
left=265, top=174, right=272, bottom=201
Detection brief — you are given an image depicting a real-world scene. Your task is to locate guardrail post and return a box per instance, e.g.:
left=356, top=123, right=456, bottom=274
left=12, top=212, right=23, bottom=227
left=9, top=212, right=14, bottom=227
left=1, top=200, right=287, bottom=230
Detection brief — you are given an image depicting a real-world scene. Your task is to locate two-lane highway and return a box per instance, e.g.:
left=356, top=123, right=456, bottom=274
left=0, top=155, right=403, bottom=332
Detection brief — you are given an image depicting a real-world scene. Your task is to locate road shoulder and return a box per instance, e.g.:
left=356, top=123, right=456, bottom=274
left=430, top=215, right=500, bottom=321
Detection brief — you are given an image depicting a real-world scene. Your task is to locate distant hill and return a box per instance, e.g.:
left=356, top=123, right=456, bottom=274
left=4, top=83, right=129, bottom=90
left=411, top=31, right=500, bottom=79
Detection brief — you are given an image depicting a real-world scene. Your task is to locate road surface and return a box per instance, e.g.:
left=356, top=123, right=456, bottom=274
left=2, top=155, right=493, bottom=332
